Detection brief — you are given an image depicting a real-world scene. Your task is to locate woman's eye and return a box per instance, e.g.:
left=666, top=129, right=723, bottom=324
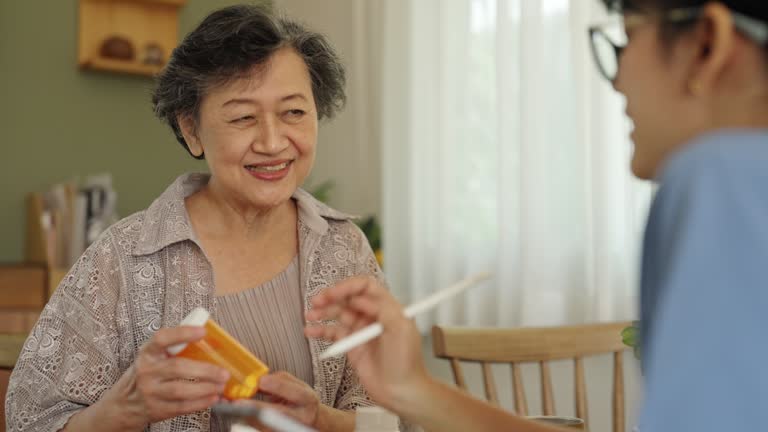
left=287, top=109, right=306, bottom=117
left=232, top=115, right=254, bottom=123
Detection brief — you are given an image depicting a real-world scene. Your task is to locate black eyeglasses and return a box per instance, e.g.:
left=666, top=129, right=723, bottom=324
left=588, top=7, right=768, bottom=82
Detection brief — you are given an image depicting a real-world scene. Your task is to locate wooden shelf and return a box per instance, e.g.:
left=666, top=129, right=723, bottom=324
left=78, top=0, right=186, bottom=76
left=86, top=0, right=187, bottom=6
left=80, top=57, right=163, bottom=76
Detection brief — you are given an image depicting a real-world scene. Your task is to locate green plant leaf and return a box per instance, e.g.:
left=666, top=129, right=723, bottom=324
left=621, top=321, right=641, bottom=360
left=621, top=325, right=638, bottom=348
left=356, top=216, right=381, bottom=250
left=307, top=180, right=335, bottom=204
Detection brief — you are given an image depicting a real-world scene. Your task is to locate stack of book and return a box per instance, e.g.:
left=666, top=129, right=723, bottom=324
left=26, top=174, right=118, bottom=270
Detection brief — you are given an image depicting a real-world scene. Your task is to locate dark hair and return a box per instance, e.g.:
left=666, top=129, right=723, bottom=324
left=601, top=1, right=768, bottom=57
left=601, top=0, right=768, bottom=24
left=601, top=0, right=767, bottom=17
left=152, top=5, right=346, bottom=159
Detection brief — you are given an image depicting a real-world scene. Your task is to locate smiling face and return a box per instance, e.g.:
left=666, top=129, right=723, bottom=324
left=179, top=47, right=318, bottom=210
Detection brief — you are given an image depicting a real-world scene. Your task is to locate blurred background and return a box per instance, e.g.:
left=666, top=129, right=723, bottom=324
left=0, top=1, right=649, bottom=431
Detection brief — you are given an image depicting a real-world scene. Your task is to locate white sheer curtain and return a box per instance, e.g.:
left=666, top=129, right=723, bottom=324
left=380, top=0, right=652, bottom=329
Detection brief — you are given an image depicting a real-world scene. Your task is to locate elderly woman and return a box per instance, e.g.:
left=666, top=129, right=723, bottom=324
left=5, top=5, right=381, bottom=432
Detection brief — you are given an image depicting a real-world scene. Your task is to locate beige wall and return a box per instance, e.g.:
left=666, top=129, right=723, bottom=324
left=274, top=0, right=383, bottom=218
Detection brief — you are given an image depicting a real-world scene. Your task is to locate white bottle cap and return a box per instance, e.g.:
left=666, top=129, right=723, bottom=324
left=167, top=307, right=210, bottom=356
left=355, top=406, right=400, bottom=432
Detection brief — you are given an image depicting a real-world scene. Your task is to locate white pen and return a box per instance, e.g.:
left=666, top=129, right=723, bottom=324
left=318, top=272, right=492, bottom=360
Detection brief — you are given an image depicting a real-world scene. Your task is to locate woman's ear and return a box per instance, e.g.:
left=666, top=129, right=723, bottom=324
left=178, top=115, right=204, bottom=157
left=685, top=3, right=736, bottom=97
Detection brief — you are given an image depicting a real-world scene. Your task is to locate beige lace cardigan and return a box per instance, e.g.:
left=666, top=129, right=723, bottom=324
left=5, top=173, right=380, bottom=432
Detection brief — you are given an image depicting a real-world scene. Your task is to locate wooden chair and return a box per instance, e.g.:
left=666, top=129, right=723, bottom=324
left=432, top=322, right=631, bottom=432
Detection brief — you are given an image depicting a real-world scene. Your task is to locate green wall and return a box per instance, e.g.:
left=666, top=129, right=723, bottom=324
left=0, top=1, right=266, bottom=262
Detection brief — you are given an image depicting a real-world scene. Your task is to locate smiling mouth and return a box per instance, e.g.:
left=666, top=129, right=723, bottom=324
left=245, top=160, right=292, bottom=173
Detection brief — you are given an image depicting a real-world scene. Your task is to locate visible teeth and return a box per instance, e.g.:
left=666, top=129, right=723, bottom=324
left=247, top=162, right=289, bottom=172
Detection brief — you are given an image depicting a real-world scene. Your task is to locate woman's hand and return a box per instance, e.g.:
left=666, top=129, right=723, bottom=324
left=237, top=372, right=354, bottom=432
left=100, top=326, right=231, bottom=430
left=304, top=278, right=568, bottom=432
left=304, top=277, right=430, bottom=413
